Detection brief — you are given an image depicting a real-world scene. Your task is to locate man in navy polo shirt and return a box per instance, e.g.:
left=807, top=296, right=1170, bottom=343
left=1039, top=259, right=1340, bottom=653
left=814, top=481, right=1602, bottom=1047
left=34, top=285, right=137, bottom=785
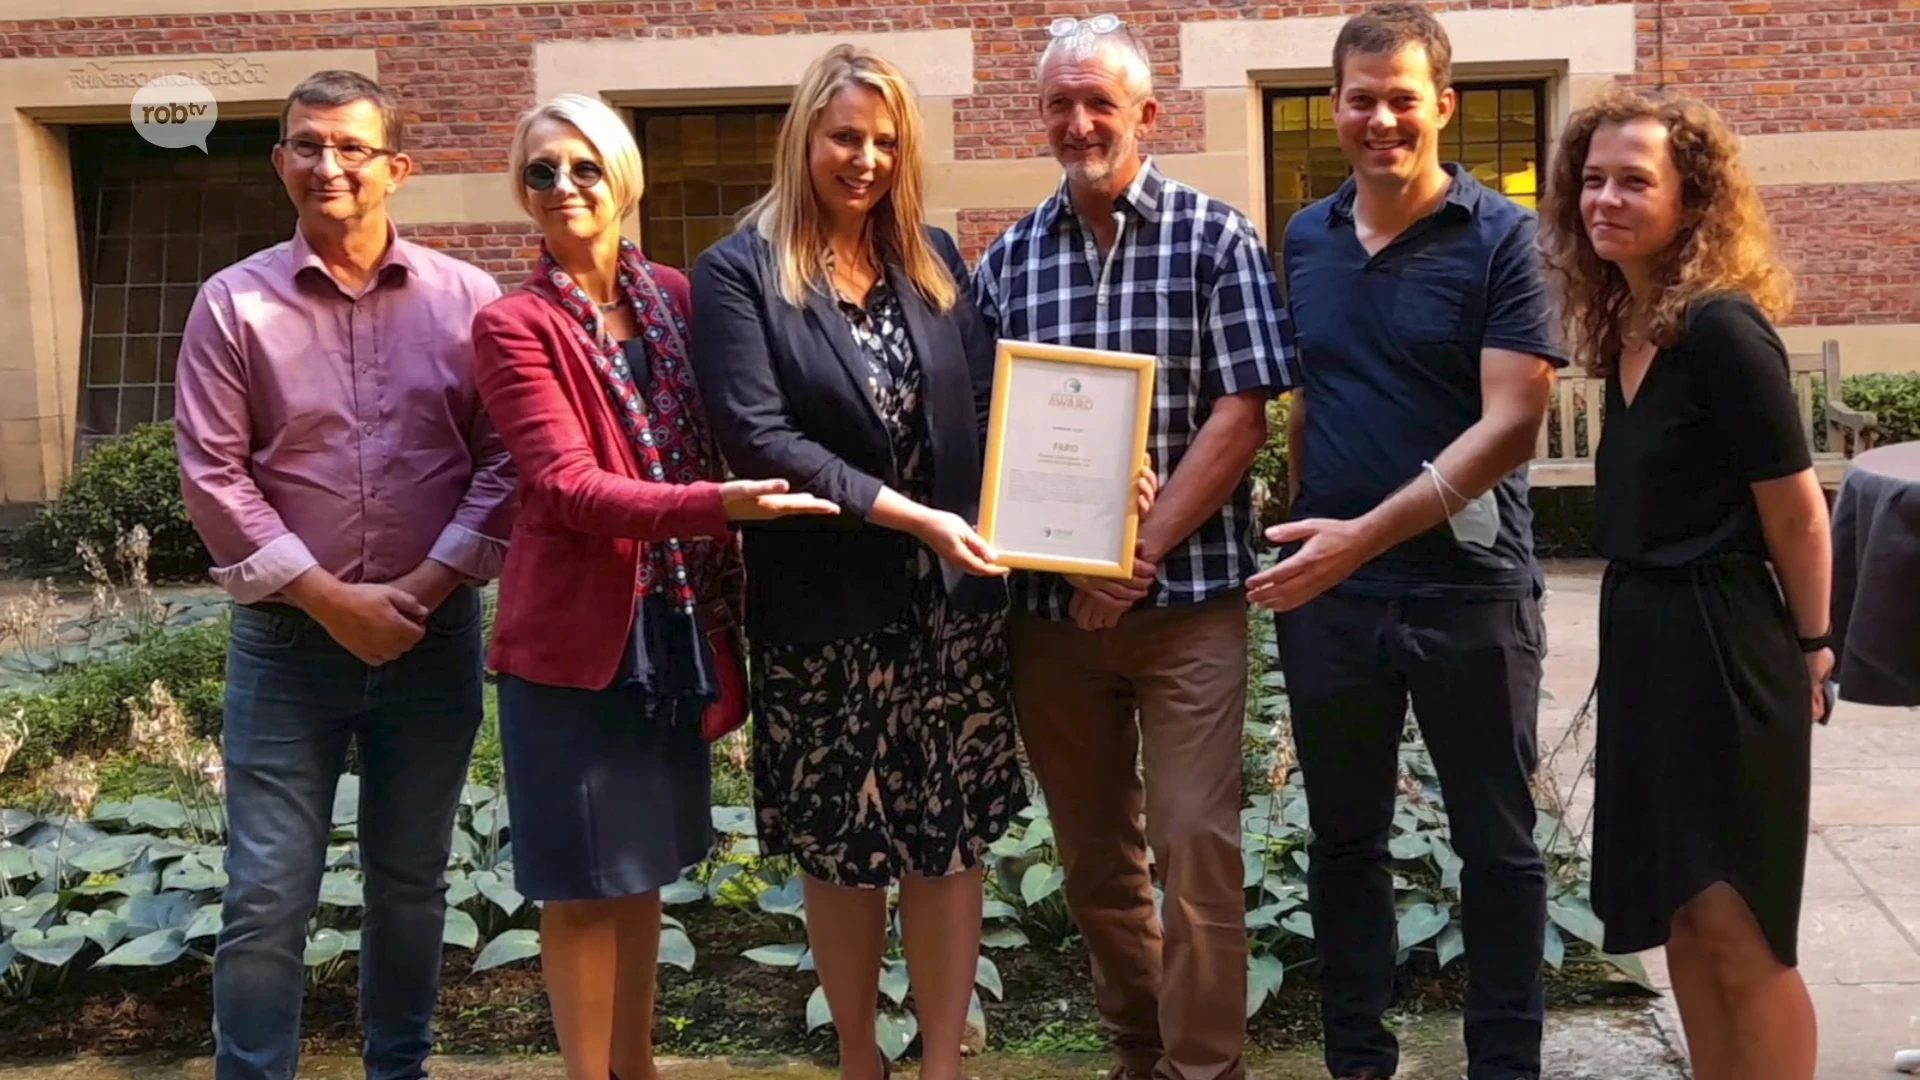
left=1245, top=4, right=1565, bottom=1080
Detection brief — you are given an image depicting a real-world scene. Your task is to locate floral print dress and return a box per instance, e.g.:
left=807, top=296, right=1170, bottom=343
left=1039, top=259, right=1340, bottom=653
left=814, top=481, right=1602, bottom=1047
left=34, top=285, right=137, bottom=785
left=748, top=277, right=1025, bottom=888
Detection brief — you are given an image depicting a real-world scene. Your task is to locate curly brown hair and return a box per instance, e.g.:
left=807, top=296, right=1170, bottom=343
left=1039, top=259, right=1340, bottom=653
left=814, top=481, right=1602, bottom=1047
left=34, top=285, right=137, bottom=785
left=1538, top=84, right=1793, bottom=376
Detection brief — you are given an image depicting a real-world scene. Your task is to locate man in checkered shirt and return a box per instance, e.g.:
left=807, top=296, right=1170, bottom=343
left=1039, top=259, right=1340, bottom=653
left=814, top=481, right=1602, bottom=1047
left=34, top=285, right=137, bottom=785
left=971, top=16, right=1296, bottom=1080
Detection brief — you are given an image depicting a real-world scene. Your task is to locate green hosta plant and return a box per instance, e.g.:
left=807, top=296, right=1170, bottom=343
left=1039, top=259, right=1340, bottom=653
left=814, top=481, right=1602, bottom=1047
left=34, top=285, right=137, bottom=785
left=0, top=768, right=696, bottom=997
left=0, top=803, right=221, bottom=998
left=695, top=804, right=1006, bottom=1062
left=326, top=776, right=574, bottom=977
left=984, top=801, right=1075, bottom=948
left=1236, top=604, right=1653, bottom=1009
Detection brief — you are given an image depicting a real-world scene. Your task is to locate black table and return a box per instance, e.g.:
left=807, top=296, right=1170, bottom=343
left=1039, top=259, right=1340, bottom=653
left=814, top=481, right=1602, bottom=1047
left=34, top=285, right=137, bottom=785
left=1831, top=442, right=1920, bottom=1073
left=1831, top=440, right=1920, bottom=707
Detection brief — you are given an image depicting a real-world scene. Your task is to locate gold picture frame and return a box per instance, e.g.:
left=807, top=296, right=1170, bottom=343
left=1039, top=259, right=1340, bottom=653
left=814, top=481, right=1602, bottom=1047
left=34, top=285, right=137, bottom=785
left=977, top=339, right=1157, bottom=579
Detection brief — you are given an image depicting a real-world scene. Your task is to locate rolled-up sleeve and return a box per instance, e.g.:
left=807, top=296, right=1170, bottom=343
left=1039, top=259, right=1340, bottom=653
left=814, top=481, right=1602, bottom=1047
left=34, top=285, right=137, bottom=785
left=428, top=522, right=506, bottom=584
left=432, top=276, right=516, bottom=581
left=173, top=280, right=318, bottom=604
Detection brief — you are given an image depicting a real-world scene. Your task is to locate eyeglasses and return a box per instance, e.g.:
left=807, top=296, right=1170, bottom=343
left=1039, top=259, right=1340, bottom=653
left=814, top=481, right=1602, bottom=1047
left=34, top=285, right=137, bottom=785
left=276, top=138, right=395, bottom=168
left=1049, top=13, right=1124, bottom=37
left=522, top=159, right=606, bottom=192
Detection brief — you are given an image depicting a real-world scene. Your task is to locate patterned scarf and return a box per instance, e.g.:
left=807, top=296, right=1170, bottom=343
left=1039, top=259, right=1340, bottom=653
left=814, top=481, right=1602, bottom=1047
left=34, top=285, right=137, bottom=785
left=536, top=239, right=741, bottom=617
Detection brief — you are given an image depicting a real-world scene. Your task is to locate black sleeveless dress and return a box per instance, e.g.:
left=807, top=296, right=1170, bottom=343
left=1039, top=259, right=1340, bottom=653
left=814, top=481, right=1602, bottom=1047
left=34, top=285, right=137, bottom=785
left=1590, top=293, right=1814, bottom=966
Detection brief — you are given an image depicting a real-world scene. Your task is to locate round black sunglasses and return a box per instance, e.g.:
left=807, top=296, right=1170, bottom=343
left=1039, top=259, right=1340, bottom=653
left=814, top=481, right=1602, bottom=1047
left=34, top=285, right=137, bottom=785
left=522, top=159, right=606, bottom=192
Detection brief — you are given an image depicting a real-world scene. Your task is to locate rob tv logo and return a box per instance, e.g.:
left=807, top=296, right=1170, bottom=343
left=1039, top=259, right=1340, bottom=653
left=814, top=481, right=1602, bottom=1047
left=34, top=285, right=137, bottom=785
left=130, top=74, right=219, bottom=152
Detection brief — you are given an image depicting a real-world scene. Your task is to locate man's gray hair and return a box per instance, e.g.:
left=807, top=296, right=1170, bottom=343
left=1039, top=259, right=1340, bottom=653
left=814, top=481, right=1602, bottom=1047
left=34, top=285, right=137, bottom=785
left=1035, top=21, right=1154, bottom=101
left=282, top=69, right=402, bottom=151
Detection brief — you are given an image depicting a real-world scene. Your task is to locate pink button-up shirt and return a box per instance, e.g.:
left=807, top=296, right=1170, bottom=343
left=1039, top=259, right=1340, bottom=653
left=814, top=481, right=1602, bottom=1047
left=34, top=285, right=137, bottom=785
left=174, top=225, right=515, bottom=605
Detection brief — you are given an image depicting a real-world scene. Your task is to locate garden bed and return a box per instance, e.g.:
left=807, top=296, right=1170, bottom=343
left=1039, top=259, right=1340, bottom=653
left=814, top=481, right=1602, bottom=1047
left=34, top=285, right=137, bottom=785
left=0, top=545, right=1652, bottom=1068
left=0, top=897, right=1648, bottom=1063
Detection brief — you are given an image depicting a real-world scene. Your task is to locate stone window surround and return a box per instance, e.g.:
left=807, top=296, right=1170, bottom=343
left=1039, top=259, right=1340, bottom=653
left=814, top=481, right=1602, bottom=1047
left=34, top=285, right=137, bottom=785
left=0, top=49, right=378, bottom=504
left=514, top=16, right=1625, bottom=269
left=1172, top=6, right=1920, bottom=373
left=3, top=10, right=1918, bottom=502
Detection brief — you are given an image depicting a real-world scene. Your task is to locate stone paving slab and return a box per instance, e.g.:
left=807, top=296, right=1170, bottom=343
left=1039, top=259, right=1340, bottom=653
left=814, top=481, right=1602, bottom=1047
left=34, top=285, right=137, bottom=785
left=1536, top=560, right=1920, bottom=1080
left=1808, top=984, right=1920, bottom=1080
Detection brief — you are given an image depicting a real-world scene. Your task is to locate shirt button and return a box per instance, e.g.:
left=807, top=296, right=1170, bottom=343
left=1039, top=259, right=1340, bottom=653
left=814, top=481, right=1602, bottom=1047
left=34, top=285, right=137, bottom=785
left=362, top=423, right=375, bottom=436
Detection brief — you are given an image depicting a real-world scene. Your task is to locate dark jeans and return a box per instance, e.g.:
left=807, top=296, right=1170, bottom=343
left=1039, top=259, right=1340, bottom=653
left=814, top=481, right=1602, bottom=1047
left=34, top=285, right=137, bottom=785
left=1276, top=590, right=1548, bottom=1080
left=213, top=586, right=484, bottom=1080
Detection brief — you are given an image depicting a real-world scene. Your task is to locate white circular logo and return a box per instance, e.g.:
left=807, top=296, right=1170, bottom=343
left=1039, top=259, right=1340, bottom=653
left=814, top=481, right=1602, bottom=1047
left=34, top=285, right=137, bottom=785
left=130, top=74, right=218, bottom=152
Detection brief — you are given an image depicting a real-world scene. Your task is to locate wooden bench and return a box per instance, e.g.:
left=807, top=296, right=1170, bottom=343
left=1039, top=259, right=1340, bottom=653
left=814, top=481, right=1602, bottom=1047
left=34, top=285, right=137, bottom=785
left=1528, top=340, right=1881, bottom=488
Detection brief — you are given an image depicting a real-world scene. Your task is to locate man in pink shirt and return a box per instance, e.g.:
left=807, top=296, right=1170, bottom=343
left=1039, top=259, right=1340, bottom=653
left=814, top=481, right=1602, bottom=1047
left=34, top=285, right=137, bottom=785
left=174, top=69, right=512, bottom=1080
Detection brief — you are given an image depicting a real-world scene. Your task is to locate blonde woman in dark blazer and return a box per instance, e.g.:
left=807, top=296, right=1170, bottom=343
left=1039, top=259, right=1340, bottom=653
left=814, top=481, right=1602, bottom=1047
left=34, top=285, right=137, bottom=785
left=689, top=44, right=1156, bottom=1080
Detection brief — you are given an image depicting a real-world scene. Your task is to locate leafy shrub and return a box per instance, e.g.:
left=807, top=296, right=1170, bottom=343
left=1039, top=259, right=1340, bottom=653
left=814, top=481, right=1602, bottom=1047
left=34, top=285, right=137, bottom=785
left=0, top=778, right=541, bottom=999
left=1527, top=488, right=1600, bottom=560
left=1249, top=395, right=1292, bottom=529
left=1844, top=372, right=1920, bottom=447
left=0, top=534, right=1630, bottom=1053
left=7, top=422, right=210, bottom=580
left=0, top=619, right=228, bottom=774
left=0, top=579, right=1634, bottom=1052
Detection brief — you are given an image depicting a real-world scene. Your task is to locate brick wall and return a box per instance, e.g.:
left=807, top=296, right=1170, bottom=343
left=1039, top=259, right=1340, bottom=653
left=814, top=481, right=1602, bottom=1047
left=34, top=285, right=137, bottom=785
left=1768, top=182, right=1920, bottom=324
left=963, top=7, right=1206, bottom=161
left=957, top=209, right=1030, bottom=265
left=6, top=0, right=1917, bottom=323
left=1628, top=0, right=1920, bottom=132
left=0, top=1, right=1251, bottom=170
left=1626, top=0, right=1920, bottom=324
left=404, top=222, right=544, bottom=283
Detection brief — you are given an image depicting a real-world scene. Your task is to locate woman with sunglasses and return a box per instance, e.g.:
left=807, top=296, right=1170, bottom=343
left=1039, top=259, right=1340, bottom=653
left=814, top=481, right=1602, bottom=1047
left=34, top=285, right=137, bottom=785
left=471, top=93, right=837, bottom=1080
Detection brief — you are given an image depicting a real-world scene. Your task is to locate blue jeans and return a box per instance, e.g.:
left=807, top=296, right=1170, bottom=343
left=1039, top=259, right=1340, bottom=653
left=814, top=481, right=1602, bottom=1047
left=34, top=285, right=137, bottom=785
left=213, top=586, right=484, bottom=1080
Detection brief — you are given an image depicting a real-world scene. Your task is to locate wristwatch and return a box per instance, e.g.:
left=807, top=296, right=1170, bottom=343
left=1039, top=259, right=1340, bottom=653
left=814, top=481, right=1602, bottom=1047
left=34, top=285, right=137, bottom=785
left=1798, top=632, right=1833, bottom=654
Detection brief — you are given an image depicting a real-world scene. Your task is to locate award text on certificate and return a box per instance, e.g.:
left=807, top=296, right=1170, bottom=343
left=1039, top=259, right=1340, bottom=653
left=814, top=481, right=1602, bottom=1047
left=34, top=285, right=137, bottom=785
left=993, top=358, right=1140, bottom=563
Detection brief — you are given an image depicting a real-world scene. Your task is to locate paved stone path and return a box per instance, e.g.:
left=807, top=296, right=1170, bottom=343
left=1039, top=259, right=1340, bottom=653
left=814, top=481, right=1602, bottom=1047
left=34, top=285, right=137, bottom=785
left=1537, top=559, right=1920, bottom=1080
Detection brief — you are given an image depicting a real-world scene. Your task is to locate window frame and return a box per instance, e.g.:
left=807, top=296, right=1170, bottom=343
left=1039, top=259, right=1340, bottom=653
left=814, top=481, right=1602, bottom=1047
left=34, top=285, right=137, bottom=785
left=630, top=102, right=788, bottom=269
left=68, top=119, right=293, bottom=456
left=1261, top=79, right=1549, bottom=256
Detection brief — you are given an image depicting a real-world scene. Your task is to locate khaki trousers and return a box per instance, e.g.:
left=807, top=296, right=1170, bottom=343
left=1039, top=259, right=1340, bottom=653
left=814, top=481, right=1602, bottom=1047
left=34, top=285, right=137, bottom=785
left=1011, top=593, right=1249, bottom=1080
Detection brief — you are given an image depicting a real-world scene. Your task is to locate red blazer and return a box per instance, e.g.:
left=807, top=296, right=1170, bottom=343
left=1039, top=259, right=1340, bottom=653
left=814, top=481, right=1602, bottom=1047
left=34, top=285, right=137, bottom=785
left=472, top=265, right=733, bottom=691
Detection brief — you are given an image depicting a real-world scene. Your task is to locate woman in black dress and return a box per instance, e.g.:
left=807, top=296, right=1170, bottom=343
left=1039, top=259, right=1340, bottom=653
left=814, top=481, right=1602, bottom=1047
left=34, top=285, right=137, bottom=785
left=1540, top=86, right=1832, bottom=1080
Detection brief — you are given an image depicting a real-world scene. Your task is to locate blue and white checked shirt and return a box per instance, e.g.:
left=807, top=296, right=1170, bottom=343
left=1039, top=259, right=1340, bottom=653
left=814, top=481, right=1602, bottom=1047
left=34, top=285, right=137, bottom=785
left=973, top=158, right=1297, bottom=619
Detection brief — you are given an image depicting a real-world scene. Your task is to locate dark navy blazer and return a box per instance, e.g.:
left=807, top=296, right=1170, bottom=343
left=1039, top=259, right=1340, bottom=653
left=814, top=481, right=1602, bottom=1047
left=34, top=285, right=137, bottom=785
left=688, top=225, right=1007, bottom=646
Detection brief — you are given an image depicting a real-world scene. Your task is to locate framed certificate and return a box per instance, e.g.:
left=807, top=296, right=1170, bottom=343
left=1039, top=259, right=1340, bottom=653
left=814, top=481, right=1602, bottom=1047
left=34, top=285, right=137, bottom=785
left=978, top=339, right=1157, bottom=579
